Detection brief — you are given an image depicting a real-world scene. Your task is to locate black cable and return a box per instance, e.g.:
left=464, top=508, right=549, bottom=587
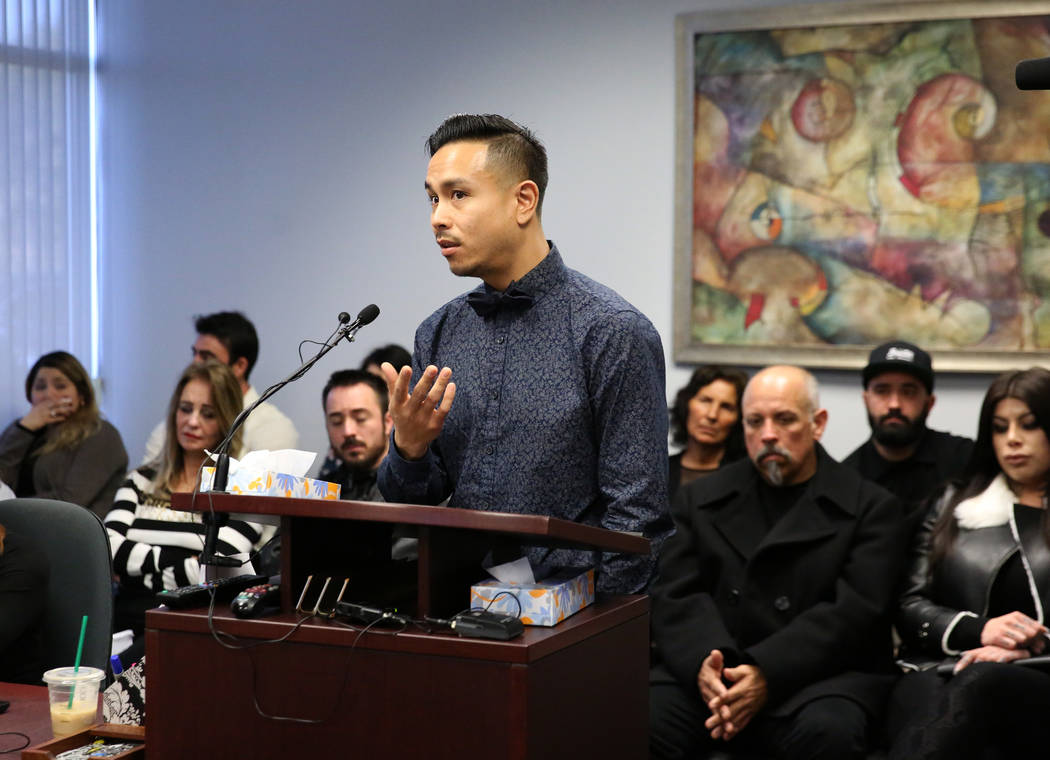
left=0, top=732, right=30, bottom=753
left=483, top=590, right=523, bottom=617
left=205, top=581, right=310, bottom=651
left=249, top=616, right=400, bottom=724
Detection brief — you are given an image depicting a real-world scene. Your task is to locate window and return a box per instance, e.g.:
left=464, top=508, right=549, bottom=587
left=0, top=0, right=94, bottom=423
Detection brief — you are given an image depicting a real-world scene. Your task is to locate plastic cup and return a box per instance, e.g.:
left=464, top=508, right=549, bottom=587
left=42, top=666, right=104, bottom=737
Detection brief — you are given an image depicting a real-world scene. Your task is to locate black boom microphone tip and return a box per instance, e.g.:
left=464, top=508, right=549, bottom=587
left=337, top=311, right=351, bottom=324
left=357, top=303, right=380, bottom=326
left=1016, top=57, right=1050, bottom=90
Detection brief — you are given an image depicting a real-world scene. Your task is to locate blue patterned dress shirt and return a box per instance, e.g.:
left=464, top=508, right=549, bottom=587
left=378, top=244, right=671, bottom=593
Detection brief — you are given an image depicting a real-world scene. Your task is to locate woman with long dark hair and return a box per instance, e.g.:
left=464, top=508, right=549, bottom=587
left=0, top=351, right=128, bottom=517
left=889, top=367, right=1050, bottom=758
left=668, top=366, right=748, bottom=499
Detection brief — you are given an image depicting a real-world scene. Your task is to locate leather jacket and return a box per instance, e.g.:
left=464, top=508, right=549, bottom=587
left=897, top=475, right=1050, bottom=669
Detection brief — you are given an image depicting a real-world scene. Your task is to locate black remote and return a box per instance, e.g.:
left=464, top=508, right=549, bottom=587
left=155, top=574, right=267, bottom=609
left=231, top=583, right=281, bottom=618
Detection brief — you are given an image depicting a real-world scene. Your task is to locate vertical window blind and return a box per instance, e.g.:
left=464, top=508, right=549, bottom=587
left=1, top=0, right=93, bottom=424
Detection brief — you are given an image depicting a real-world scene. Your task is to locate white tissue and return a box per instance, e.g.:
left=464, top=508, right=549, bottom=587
left=207, top=449, right=317, bottom=478
left=483, top=555, right=536, bottom=585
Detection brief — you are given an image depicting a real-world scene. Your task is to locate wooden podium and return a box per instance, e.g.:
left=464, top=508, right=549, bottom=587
left=144, top=493, right=651, bottom=759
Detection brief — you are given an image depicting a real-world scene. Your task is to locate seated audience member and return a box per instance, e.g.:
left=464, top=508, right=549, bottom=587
left=889, top=367, right=1050, bottom=759
left=0, top=522, right=49, bottom=683
left=0, top=351, right=128, bottom=518
left=142, top=311, right=298, bottom=462
left=650, top=365, right=907, bottom=760
left=668, top=366, right=748, bottom=499
left=360, top=344, right=412, bottom=377
left=107, top=361, right=270, bottom=638
left=312, top=369, right=415, bottom=567
left=317, top=370, right=392, bottom=501
left=843, top=340, right=972, bottom=515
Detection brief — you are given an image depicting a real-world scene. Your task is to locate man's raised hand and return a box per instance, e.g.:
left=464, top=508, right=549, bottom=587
left=380, top=362, right=456, bottom=460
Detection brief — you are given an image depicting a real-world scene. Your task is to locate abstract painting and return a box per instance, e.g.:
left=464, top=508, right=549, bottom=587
left=674, top=1, right=1050, bottom=370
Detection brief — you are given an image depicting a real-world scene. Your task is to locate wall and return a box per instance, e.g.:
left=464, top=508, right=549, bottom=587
left=96, top=0, right=990, bottom=466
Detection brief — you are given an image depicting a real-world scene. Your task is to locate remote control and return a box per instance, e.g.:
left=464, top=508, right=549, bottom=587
left=231, top=583, right=281, bottom=618
left=155, top=574, right=267, bottom=609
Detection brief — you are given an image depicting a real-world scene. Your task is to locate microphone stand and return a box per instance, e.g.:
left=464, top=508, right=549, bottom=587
left=199, top=305, right=380, bottom=567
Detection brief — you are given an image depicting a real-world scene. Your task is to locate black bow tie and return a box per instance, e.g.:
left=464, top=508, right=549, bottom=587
left=467, top=283, right=535, bottom=317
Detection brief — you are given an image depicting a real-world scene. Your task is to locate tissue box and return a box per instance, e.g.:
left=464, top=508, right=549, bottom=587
left=200, top=466, right=341, bottom=500
left=469, top=567, right=595, bottom=627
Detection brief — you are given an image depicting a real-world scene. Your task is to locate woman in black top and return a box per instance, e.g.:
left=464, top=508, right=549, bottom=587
left=889, top=367, right=1050, bottom=759
left=668, top=366, right=748, bottom=499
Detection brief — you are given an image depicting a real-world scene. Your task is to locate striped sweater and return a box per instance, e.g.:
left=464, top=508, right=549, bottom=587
left=104, top=465, right=270, bottom=591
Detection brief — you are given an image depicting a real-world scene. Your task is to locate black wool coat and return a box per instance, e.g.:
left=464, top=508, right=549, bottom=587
left=652, top=446, right=909, bottom=716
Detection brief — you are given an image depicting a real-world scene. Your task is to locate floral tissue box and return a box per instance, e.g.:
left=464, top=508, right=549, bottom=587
left=469, top=567, right=595, bottom=626
left=200, top=466, right=340, bottom=500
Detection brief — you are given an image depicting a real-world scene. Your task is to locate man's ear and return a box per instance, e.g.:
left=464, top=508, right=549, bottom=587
left=230, top=356, right=250, bottom=381
left=515, top=180, right=540, bottom=225
left=383, top=411, right=394, bottom=437
left=926, top=393, right=936, bottom=414
left=812, top=408, right=829, bottom=441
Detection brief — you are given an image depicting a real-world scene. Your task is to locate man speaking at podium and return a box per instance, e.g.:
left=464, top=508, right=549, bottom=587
left=377, top=114, right=670, bottom=594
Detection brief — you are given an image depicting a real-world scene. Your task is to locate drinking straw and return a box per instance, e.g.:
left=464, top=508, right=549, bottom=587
left=68, top=615, right=88, bottom=709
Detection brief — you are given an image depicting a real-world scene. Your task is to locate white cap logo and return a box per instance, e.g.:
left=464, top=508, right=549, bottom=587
left=885, top=346, right=915, bottom=363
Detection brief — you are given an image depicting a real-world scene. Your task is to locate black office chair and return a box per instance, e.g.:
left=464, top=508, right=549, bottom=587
left=0, top=498, right=114, bottom=675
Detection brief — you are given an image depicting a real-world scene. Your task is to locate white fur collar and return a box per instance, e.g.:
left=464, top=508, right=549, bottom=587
left=954, top=474, right=1015, bottom=530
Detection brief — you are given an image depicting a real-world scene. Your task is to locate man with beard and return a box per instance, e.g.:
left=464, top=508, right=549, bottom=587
left=650, top=365, right=907, bottom=760
left=842, top=340, right=972, bottom=515
left=318, top=370, right=392, bottom=501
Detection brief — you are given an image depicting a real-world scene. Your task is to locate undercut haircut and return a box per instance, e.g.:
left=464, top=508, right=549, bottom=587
left=194, top=311, right=260, bottom=381
left=322, top=369, right=389, bottom=415
left=426, top=113, right=548, bottom=216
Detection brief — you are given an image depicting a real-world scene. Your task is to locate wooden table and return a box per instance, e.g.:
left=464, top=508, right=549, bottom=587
left=145, top=595, right=649, bottom=760
left=0, top=683, right=52, bottom=751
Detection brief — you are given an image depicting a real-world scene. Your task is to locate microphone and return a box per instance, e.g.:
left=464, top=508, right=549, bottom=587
left=1016, top=57, right=1050, bottom=90
left=198, top=305, right=381, bottom=567
left=356, top=303, right=380, bottom=326
left=334, top=304, right=380, bottom=348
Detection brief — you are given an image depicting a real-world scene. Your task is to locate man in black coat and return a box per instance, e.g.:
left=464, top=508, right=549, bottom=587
left=650, top=365, right=908, bottom=759
left=842, top=340, right=972, bottom=515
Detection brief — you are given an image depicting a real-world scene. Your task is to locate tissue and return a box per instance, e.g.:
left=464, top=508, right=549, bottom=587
left=200, top=449, right=341, bottom=500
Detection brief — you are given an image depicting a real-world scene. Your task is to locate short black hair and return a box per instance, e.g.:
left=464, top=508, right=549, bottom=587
left=360, top=344, right=412, bottom=372
left=322, top=369, right=389, bottom=415
left=194, top=311, right=259, bottom=381
left=426, top=113, right=548, bottom=215
left=670, top=365, right=749, bottom=450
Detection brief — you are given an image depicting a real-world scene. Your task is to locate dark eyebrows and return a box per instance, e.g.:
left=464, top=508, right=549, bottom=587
left=425, top=177, right=473, bottom=194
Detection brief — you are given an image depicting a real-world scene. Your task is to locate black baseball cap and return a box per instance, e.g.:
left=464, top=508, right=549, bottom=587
left=862, top=340, right=934, bottom=393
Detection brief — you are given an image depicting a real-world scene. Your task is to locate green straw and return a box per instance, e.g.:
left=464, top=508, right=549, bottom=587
left=68, top=615, right=88, bottom=709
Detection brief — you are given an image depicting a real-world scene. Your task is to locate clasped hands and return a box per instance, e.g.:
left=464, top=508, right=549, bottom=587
left=954, top=611, right=1048, bottom=673
left=697, top=649, right=768, bottom=741
left=380, top=362, right=456, bottom=460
